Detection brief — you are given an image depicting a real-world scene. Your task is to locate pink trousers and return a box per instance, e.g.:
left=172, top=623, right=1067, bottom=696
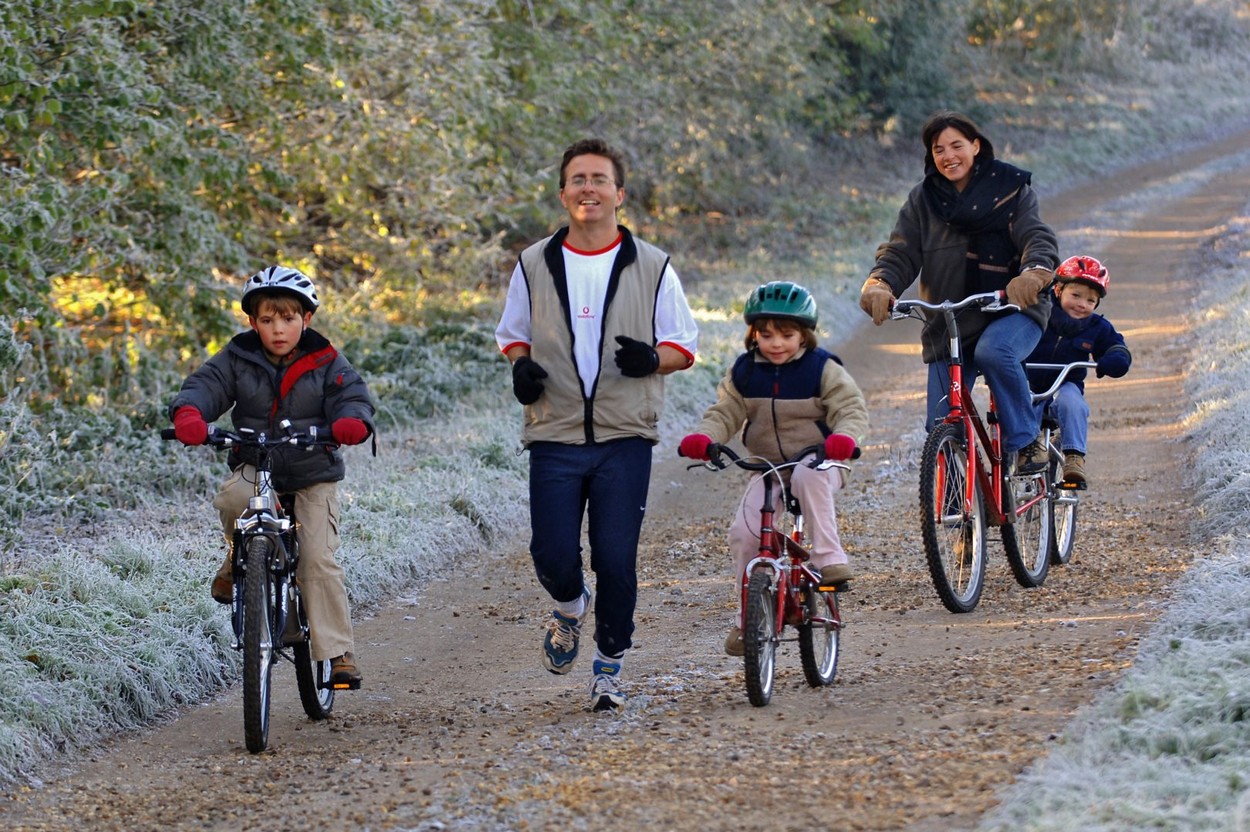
left=727, top=460, right=847, bottom=582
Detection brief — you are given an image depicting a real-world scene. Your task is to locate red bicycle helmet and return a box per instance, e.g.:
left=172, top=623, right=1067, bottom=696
left=1056, top=255, right=1109, bottom=297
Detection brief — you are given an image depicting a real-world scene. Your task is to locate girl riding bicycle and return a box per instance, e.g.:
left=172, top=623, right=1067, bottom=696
left=680, top=282, right=869, bottom=656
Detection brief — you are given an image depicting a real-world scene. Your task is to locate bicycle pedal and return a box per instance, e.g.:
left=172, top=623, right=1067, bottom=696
left=323, top=679, right=362, bottom=691
left=817, top=580, right=851, bottom=593
left=1059, top=480, right=1088, bottom=491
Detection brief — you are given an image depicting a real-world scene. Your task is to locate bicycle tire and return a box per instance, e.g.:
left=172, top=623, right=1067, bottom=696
left=1050, top=459, right=1080, bottom=565
left=797, top=584, right=840, bottom=687
left=293, top=587, right=335, bottom=720
left=743, top=568, right=778, bottom=707
left=242, top=536, right=275, bottom=753
left=919, top=422, right=987, bottom=613
left=1001, top=470, right=1053, bottom=587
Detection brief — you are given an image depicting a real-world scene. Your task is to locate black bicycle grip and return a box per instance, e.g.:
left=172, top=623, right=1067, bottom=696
left=160, top=428, right=176, bottom=441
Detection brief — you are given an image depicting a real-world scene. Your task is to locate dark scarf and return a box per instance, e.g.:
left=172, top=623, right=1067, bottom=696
left=923, top=158, right=1032, bottom=295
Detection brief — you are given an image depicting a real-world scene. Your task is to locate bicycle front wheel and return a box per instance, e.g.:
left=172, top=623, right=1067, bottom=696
left=919, top=422, right=987, bottom=613
left=242, top=536, right=276, bottom=753
left=743, top=568, right=778, bottom=707
left=1002, top=470, right=1053, bottom=587
left=797, top=584, right=840, bottom=687
left=293, top=588, right=335, bottom=720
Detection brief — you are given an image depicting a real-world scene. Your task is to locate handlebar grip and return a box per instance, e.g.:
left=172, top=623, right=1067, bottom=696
left=160, top=428, right=176, bottom=441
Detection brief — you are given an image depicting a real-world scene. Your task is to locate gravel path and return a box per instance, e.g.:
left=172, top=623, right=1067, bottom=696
left=5, top=129, right=1250, bottom=832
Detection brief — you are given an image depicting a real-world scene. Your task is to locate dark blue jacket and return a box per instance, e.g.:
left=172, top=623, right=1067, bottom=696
left=1026, top=294, right=1131, bottom=394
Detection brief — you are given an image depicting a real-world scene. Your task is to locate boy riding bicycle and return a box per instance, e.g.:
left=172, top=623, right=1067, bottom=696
left=1023, top=255, right=1132, bottom=487
left=168, top=265, right=375, bottom=687
left=680, top=282, right=869, bottom=656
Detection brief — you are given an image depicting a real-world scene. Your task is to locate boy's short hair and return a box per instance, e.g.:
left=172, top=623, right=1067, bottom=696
left=248, top=290, right=307, bottom=318
left=746, top=317, right=819, bottom=351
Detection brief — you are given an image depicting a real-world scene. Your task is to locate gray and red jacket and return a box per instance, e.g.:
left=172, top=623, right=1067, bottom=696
left=169, top=327, right=374, bottom=492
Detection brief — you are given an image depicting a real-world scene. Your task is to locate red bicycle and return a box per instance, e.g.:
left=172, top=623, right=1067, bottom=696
left=690, top=444, right=848, bottom=706
left=892, top=292, right=1068, bottom=611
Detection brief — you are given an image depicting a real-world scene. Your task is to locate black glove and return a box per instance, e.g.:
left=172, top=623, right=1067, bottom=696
left=511, top=356, right=548, bottom=405
left=1095, top=346, right=1131, bottom=378
left=614, top=335, right=660, bottom=378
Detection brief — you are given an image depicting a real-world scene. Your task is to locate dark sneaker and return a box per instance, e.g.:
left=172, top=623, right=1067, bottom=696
left=819, top=563, right=854, bottom=585
left=210, top=557, right=233, bottom=604
left=542, top=588, right=591, bottom=675
left=1016, top=436, right=1049, bottom=474
left=330, top=652, right=362, bottom=687
left=724, top=626, right=745, bottom=657
left=1063, top=452, right=1088, bottom=486
left=588, top=658, right=626, bottom=711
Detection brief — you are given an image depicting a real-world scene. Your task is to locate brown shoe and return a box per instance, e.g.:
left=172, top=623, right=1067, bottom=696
left=1063, top=452, right=1088, bottom=486
left=330, top=652, right=362, bottom=686
left=724, top=627, right=745, bottom=657
left=1016, top=435, right=1049, bottom=474
left=819, top=563, right=854, bottom=585
left=210, top=557, right=233, bottom=604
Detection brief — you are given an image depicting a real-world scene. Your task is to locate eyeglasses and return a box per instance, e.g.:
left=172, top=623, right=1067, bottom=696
left=566, top=175, right=616, bottom=189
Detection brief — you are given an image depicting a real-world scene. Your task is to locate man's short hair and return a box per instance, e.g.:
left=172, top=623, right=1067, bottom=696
left=560, top=138, right=626, bottom=189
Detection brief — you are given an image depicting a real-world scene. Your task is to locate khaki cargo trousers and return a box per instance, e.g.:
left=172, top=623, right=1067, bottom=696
left=213, top=465, right=354, bottom=661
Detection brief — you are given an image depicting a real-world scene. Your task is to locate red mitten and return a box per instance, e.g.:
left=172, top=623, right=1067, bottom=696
left=824, top=433, right=857, bottom=461
left=678, top=433, right=713, bottom=460
left=331, top=418, right=369, bottom=445
left=172, top=406, right=208, bottom=446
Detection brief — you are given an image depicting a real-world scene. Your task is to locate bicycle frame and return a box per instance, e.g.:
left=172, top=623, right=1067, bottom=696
left=229, top=462, right=297, bottom=651
left=910, top=294, right=1017, bottom=527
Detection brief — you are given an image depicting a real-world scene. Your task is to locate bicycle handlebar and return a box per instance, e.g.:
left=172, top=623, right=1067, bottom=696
left=890, top=290, right=1018, bottom=320
left=1025, top=361, right=1099, bottom=401
left=160, top=420, right=334, bottom=450
left=690, top=443, right=847, bottom=474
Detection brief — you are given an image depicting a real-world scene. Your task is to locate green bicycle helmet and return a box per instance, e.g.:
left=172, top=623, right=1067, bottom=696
left=743, top=281, right=818, bottom=328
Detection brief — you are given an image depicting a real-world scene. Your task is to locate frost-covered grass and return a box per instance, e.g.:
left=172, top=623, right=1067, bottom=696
left=978, top=204, right=1250, bottom=830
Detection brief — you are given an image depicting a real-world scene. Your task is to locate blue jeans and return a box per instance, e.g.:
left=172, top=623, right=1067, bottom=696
left=1037, top=381, right=1089, bottom=455
left=527, top=438, right=652, bottom=657
left=926, top=313, right=1043, bottom=455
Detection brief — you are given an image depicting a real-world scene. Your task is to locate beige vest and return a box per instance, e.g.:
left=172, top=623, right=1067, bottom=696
left=519, top=227, right=669, bottom=445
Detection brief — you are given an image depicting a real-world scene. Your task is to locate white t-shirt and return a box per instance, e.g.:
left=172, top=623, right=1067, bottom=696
left=496, top=237, right=699, bottom=395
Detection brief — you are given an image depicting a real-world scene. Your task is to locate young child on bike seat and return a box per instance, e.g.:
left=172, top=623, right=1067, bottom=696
left=679, top=281, right=869, bottom=657
left=168, top=266, right=375, bottom=687
left=1024, top=255, right=1131, bottom=487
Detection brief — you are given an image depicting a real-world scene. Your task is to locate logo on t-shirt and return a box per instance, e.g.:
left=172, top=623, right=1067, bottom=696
left=578, top=305, right=596, bottom=320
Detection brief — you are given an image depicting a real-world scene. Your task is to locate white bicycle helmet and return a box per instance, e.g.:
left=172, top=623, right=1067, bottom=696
left=240, top=265, right=320, bottom=315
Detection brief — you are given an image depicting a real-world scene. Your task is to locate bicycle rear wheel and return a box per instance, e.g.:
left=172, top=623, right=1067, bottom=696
left=797, top=583, right=840, bottom=687
left=1050, top=463, right=1080, bottom=565
left=919, top=422, right=987, bottom=613
left=293, top=587, right=335, bottom=720
left=243, top=536, right=276, bottom=753
left=743, top=568, right=778, bottom=707
left=1002, top=470, right=1053, bottom=587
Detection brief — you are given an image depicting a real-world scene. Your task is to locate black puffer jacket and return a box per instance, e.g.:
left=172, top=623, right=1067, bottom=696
left=169, top=328, right=374, bottom=491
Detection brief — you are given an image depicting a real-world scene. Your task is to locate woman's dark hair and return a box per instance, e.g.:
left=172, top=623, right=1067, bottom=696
left=921, top=111, right=995, bottom=171
left=560, top=138, right=626, bottom=189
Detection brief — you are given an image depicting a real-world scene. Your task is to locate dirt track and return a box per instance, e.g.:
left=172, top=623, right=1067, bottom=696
left=5, top=129, right=1250, bottom=831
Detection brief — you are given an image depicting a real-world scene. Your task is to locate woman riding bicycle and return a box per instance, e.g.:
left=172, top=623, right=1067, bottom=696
left=680, top=281, right=869, bottom=655
left=859, top=111, right=1059, bottom=474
